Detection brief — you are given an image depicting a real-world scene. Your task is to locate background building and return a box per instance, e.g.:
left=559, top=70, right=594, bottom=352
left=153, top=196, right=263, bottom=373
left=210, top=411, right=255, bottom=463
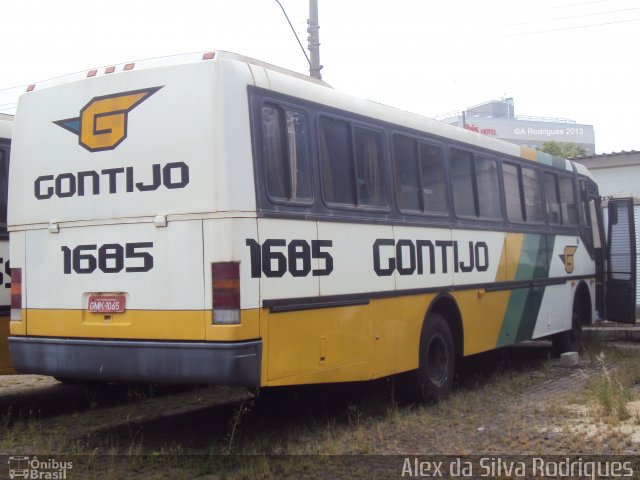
left=439, top=97, right=596, bottom=154
left=575, top=151, right=640, bottom=314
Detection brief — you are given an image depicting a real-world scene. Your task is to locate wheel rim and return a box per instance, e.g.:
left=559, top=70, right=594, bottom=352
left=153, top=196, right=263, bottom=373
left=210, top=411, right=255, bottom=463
left=426, top=334, right=449, bottom=387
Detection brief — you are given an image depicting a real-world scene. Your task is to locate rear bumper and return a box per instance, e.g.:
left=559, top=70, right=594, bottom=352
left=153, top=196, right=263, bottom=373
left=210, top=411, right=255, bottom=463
left=9, top=336, right=262, bottom=387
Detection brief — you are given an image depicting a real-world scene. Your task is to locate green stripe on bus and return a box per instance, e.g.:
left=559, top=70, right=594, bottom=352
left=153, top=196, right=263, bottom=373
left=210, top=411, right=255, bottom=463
left=497, top=234, right=556, bottom=347
left=535, top=151, right=567, bottom=170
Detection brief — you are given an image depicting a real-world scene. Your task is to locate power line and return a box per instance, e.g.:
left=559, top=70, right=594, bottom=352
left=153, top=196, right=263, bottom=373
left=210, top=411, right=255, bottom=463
left=503, top=6, right=640, bottom=29
left=547, top=0, right=613, bottom=9
left=274, top=0, right=311, bottom=68
left=0, top=85, right=28, bottom=94
left=487, top=16, right=640, bottom=38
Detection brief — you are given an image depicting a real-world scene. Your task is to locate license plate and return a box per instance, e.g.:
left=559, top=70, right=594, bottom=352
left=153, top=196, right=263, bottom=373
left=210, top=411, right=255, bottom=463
left=88, top=294, right=126, bottom=313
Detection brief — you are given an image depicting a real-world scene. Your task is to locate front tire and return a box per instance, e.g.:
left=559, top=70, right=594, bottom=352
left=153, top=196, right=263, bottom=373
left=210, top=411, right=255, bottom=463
left=417, top=313, right=455, bottom=403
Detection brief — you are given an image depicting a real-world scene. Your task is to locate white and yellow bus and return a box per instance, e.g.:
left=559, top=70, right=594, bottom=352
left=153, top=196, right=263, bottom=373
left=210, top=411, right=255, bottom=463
left=7, top=52, right=636, bottom=400
left=0, top=113, right=13, bottom=374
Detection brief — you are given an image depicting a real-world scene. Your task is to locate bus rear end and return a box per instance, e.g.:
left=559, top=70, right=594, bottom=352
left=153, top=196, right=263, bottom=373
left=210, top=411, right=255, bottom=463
left=0, top=114, right=12, bottom=374
left=8, top=53, right=262, bottom=386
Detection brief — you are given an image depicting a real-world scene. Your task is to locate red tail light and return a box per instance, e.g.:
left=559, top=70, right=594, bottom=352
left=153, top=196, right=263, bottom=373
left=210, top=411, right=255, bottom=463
left=211, top=262, right=240, bottom=324
left=11, top=268, right=22, bottom=321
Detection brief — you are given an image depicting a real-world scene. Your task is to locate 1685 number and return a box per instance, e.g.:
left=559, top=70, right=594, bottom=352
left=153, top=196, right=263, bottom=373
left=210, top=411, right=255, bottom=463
left=245, top=239, right=333, bottom=278
left=61, top=242, right=154, bottom=274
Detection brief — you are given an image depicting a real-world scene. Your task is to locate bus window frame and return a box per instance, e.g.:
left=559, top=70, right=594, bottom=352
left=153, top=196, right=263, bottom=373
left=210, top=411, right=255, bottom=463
left=317, top=113, right=391, bottom=213
left=391, top=132, right=450, bottom=219
left=257, top=101, right=316, bottom=208
left=501, top=160, right=546, bottom=226
left=450, top=146, right=504, bottom=223
left=248, top=86, right=582, bottom=236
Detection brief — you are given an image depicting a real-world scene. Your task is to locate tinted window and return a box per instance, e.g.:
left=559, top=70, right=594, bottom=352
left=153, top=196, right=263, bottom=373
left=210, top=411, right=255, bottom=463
left=476, top=157, right=501, bottom=219
left=393, top=136, right=447, bottom=214
left=261, top=105, right=312, bottom=202
left=319, top=117, right=355, bottom=205
left=450, top=149, right=475, bottom=217
left=419, top=142, right=447, bottom=213
left=579, top=180, right=591, bottom=226
left=393, top=135, right=421, bottom=211
left=544, top=172, right=561, bottom=224
left=559, top=175, right=578, bottom=225
left=521, top=167, right=544, bottom=223
left=503, top=163, right=524, bottom=222
left=353, top=127, right=389, bottom=207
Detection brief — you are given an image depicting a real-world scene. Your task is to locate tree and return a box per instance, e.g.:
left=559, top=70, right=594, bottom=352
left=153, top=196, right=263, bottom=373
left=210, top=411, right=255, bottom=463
left=536, top=141, right=587, bottom=158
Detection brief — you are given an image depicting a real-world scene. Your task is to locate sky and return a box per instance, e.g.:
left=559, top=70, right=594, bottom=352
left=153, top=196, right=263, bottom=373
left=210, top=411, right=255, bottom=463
left=1, top=0, right=639, bottom=154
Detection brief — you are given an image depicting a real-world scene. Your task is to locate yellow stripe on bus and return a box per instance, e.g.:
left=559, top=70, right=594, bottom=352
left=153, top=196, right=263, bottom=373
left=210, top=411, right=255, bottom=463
left=0, top=314, right=15, bottom=374
left=520, top=146, right=538, bottom=161
left=21, top=308, right=259, bottom=342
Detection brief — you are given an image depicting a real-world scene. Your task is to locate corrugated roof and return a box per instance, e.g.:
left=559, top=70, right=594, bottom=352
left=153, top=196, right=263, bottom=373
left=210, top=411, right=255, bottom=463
left=571, top=150, right=640, bottom=160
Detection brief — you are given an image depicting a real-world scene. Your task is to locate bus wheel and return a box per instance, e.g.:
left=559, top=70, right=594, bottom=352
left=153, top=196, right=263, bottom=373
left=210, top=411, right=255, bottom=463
left=418, top=313, right=455, bottom=403
left=552, top=305, right=584, bottom=356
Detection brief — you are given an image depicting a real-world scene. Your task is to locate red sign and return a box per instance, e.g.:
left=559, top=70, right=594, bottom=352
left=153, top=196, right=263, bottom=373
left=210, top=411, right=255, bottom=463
left=88, top=294, right=126, bottom=313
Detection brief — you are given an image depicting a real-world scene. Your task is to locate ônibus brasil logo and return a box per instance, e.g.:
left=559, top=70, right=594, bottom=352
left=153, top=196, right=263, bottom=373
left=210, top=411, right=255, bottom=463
left=54, top=86, right=163, bottom=152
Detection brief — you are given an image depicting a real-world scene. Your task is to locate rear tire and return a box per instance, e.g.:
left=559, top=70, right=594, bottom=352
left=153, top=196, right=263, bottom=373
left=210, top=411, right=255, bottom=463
left=417, top=313, right=455, bottom=403
left=552, top=297, right=585, bottom=356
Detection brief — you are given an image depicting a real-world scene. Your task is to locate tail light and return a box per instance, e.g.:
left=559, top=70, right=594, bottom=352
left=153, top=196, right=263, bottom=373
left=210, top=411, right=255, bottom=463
left=211, top=262, right=240, bottom=325
left=11, top=268, right=22, bottom=321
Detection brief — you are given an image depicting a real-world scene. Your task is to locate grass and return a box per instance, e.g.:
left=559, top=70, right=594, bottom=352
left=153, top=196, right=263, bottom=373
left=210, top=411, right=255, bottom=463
left=2, top=341, right=639, bottom=477
left=582, top=348, right=640, bottom=423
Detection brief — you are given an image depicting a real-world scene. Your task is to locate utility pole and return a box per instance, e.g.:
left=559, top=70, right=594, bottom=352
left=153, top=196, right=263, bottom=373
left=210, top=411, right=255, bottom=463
left=307, top=0, right=322, bottom=80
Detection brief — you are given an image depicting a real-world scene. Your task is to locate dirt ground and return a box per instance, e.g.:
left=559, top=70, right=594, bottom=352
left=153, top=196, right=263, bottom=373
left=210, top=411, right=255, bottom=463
left=1, top=340, right=639, bottom=478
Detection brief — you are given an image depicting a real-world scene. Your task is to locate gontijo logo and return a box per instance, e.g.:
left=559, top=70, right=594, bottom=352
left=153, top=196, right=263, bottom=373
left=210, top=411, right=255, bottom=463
left=54, top=86, right=163, bottom=152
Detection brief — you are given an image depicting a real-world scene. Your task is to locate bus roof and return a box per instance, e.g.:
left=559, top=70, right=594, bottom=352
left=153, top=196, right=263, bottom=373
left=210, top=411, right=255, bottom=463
left=20, top=50, right=585, bottom=175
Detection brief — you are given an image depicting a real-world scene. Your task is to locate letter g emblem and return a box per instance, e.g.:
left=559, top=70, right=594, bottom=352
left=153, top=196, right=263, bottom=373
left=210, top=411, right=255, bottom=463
left=54, top=86, right=163, bottom=152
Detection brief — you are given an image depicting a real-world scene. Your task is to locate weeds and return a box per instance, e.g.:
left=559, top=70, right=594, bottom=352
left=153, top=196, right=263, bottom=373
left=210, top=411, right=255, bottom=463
left=226, top=388, right=259, bottom=454
left=584, top=351, right=637, bottom=423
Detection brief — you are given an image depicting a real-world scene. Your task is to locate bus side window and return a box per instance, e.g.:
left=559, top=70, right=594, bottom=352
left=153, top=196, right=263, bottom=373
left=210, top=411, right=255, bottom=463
left=353, top=126, right=389, bottom=207
left=558, top=175, right=578, bottom=225
left=393, top=136, right=447, bottom=214
left=476, top=156, right=501, bottom=219
left=502, top=162, right=524, bottom=223
left=522, top=166, right=544, bottom=223
left=544, top=172, right=562, bottom=224
left=579, top=180, right=591, bottom=227
left=450, top=148, right=476, bottom=217
left=318, top=117, right=356, bottom=205
left=261, top=105, right=312, bottom=202
left=419, top=142, right=447, bottom=213
left=393, top=135, right=421, bottom=212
